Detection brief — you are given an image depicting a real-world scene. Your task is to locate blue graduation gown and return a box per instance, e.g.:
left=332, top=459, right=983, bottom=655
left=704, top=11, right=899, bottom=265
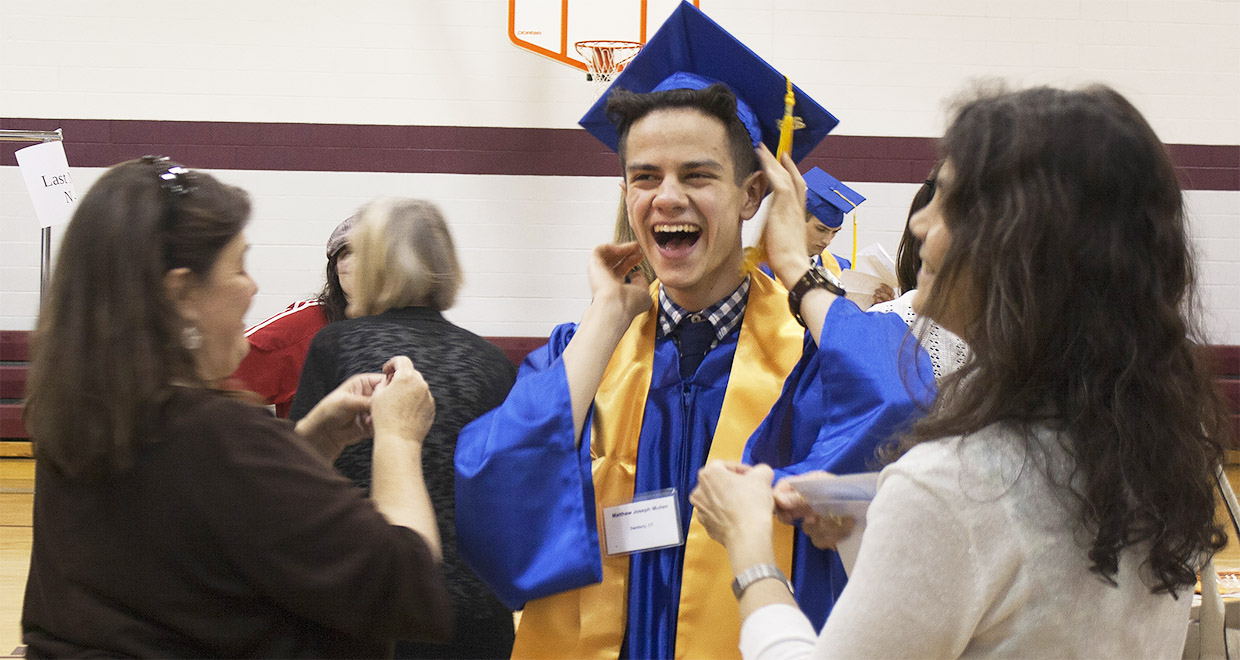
left=455, top=299, right=933, bottom=659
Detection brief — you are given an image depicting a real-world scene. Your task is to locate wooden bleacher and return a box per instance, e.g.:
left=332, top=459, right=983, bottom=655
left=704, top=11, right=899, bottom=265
left=0, top=331, right=31, bottom=458
left=1, top=330, right=1236, bottom=457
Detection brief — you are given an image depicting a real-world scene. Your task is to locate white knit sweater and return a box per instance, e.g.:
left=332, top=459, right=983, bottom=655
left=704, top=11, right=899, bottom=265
left=740, top=425, right=1191, bottom=659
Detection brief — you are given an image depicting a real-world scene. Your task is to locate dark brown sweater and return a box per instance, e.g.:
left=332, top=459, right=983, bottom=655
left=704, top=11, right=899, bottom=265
left=22, top=387, right=451, bottom=659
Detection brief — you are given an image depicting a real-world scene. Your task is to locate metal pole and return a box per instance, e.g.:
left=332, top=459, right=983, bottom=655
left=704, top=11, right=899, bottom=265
left=3, top=128, right=64, bottom=303
left=0, top=128, right=62, bottom=143
left=41, top=226, right=51, bottom=303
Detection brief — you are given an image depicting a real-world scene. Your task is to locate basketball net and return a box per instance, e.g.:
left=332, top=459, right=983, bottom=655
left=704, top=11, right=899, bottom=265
left=575, top=40, right=642, bottom=97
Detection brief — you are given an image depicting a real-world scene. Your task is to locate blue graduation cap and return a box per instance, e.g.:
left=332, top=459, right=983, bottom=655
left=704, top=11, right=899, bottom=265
left=578, top=2, right=838, bottom=163
left=804, top=167, right=865, bottom=229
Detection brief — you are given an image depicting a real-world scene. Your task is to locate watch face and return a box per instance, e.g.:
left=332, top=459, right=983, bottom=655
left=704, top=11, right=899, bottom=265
left=816, top=266, right=844, bottom=289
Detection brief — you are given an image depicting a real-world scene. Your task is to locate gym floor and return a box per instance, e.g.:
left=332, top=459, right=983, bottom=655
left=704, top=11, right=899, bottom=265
left=1, top=457, right=1238, bottom=655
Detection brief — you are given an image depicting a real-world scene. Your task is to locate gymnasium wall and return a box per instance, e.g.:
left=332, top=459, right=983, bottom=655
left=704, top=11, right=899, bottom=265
left=2, top=0, right=1237, bottom=341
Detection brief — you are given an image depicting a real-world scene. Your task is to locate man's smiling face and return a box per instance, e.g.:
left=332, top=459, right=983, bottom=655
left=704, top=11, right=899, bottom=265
left=622, top=107, right=763, bottom=311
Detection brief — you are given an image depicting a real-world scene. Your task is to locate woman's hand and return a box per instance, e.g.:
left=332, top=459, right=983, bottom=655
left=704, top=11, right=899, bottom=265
left=872, top=283, right=896, bottom=306
left=691, top=461, right=777, bottom=553
left=370, top=355, right=435, bottom=444
left=294, top=371, right=384, bottom=460
left=773, top=477, right=856, bottom=550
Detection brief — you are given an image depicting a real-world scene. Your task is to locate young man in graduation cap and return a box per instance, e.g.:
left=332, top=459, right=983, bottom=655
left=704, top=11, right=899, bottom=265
left=803, top=166, right=863, bottom=277
left=800, top=167, right=895, bottom=305
left=455, top=5, right=933, bottom=658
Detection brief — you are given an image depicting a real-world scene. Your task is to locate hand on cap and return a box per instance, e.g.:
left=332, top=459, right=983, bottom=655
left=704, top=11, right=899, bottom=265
left=756, top=145, right=813, bottom=289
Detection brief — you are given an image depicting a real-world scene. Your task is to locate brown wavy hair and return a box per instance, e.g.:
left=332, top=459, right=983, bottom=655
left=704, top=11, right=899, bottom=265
left=902, top=84, right=1229, bottom=594
left=24, top=157, right=250, bottom=480
left=316, top=252, right=350, bottom=323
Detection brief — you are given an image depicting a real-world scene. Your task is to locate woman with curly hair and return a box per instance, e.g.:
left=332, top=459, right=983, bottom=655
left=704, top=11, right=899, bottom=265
left=691, top=84, right=1230, bottom=658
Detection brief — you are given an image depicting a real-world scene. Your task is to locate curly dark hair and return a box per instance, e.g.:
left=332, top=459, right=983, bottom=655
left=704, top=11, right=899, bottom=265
left=316, top=253, right=349, bottom=323
left=900, top=84, right=1229, bottom=594
left=605, top=83, right=760, bottom=183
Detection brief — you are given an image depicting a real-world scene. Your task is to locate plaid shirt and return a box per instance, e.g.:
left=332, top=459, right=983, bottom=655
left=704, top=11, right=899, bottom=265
left=657, top=276, right=750, bottom=350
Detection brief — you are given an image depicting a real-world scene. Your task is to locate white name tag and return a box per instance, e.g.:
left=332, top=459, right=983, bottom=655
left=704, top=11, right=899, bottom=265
left=602, top=491, right=684, bottom=556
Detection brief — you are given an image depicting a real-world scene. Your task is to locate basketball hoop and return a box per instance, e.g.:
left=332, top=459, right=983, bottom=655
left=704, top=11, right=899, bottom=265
left=574, top=40, right=642, bottom=91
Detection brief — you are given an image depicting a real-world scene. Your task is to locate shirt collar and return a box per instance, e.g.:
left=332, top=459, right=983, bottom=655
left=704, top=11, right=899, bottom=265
left=657, top=275, right=750, bottom=349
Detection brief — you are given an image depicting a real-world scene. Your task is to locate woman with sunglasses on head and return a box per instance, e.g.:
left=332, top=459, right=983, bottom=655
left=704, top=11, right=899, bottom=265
left=21, top=157, right=452, bottom=658
left=691, top=84, right=1230, bottom=658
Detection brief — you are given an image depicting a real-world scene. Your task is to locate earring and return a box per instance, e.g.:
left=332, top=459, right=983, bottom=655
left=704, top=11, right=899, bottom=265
left=181, top=325, right=203, bottom=351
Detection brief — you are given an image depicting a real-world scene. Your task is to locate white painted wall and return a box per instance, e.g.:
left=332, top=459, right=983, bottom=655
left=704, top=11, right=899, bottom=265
left=2, top=0, right=1237, bottom=341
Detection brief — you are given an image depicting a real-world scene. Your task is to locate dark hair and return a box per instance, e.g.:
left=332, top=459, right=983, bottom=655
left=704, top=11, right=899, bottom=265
left=24, top=157, right=251, bottom=480
left=316, top=253, right=349, bottom=323
left=605, top=83, right=760, bottom=183
left=894, top=162, right=941, bottom=293
left=901, top=84, right=1229, bottom=595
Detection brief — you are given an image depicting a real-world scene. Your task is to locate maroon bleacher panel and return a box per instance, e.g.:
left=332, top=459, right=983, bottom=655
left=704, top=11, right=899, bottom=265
left=1205, top=345, right=1240, bottom=377
left=0, top=365, right=26, bottom=400
left=0, top=403, right=28, bottom=439
left=0, top=330, right=30, bottom=362
left=1220, top=379, right=1240, bottom=410
left=485, top=336, right=549, bottom=368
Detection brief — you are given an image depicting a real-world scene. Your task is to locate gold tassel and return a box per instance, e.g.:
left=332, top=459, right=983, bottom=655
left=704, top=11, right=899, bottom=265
left=743, top=76, right=800, bottom=275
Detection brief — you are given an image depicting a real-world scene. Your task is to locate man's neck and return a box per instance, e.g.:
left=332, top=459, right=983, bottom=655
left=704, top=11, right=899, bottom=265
left=662, top=271, right=747, bottom=312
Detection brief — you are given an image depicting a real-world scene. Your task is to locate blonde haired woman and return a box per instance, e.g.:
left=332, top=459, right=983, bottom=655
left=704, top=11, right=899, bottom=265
left=291, top=198, right=518, bottom=659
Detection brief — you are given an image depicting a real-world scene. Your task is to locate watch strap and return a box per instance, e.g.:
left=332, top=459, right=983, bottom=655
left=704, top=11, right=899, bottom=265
left=731, top=563, right=794, bottom=600
left=787, top=266, right=846, bottom=328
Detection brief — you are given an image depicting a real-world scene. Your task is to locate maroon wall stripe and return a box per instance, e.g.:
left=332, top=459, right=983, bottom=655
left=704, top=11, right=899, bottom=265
left=2, top=118, right=1237, bottom=190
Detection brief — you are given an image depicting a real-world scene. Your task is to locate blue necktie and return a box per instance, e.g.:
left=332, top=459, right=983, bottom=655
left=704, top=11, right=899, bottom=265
left=677, top=315, right=715, bottom=380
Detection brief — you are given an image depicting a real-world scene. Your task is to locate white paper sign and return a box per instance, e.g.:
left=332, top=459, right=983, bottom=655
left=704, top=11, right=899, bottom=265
left=602, top=494, right=683, bottom=555
left=15, top=140, right=78, bottom=227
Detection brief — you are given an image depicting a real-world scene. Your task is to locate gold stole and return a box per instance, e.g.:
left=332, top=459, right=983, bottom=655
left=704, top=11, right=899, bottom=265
left=818, top=249, right=844, bottom=278
left=512, top=272, right=805, bottom=659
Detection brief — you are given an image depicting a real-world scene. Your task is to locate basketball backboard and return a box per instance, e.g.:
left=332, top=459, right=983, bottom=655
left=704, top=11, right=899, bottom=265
left=509, top=0, right=701, bottom=74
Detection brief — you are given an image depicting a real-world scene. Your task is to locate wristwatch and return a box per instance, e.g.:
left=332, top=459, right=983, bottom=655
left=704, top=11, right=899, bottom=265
left=731, top=563, right=794, bottom=600
left=787, top=266, right=846, bottom=328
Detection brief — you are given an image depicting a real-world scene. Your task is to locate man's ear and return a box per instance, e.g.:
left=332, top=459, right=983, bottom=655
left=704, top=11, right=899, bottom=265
left=739, top=170, right=767, bottom=221
left=162, top=267, right=199, bottom=322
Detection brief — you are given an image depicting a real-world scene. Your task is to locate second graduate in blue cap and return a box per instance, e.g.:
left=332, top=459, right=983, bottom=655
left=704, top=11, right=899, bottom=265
left=455, top=3, right=932, bottom=659
left=804, top=167, right=866, bottom=275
